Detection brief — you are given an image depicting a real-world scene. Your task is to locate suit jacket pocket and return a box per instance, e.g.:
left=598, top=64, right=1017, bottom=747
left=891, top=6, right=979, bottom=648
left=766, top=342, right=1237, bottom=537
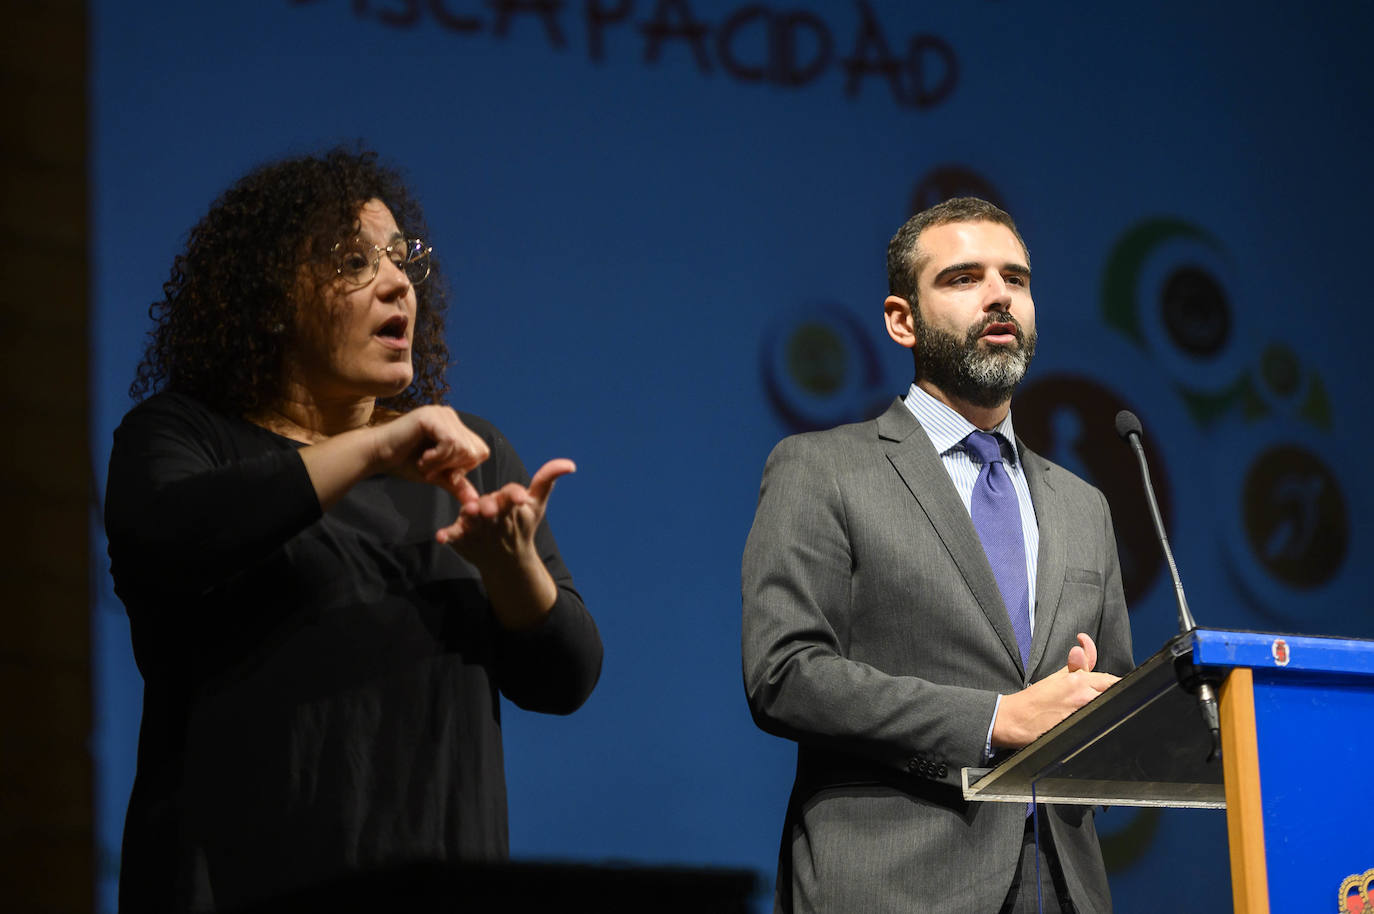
left=1063, top=567, right=1103, bottom=587
left=1053, top=568, right=1107, bottom=635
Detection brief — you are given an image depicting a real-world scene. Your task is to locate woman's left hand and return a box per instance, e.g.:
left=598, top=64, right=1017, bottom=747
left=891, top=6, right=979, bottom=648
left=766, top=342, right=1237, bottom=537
left=434, top=459, right=576, bottom=629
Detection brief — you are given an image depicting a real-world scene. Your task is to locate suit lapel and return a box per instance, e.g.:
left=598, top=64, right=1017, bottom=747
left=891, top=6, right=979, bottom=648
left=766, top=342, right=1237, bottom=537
left=1019, top=441, right=1066, bottom=678
left=877, top=400, right=1025, bottom=676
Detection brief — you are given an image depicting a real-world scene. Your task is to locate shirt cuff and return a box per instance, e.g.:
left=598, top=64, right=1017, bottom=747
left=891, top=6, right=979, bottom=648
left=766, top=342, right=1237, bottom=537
left=984, top=694, right=1003, bottom=762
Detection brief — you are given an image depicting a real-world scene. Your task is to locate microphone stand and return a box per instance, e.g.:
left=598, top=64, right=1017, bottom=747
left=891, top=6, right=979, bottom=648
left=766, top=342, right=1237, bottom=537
left=1115, top=411, right=1222, bottom=762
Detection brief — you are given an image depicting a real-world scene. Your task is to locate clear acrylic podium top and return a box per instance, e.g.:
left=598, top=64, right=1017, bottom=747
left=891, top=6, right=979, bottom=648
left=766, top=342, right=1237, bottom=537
left=962, top=631, right=1225, bottom=808
left=963, top=628, right=1374, bottom=808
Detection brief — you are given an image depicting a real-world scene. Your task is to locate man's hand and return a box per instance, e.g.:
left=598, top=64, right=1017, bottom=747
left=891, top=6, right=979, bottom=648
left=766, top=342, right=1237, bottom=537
left=991, top=633, right=1118, bottom=750
left=1066, top=630, right=1097, bottom=673
left=434, top=459, right=576, bottom=631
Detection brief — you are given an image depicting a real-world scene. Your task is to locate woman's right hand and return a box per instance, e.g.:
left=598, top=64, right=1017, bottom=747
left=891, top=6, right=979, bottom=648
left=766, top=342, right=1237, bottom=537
left=369, top=404, right=491, bottom=484
left=300, top=405, right=490, bottom=510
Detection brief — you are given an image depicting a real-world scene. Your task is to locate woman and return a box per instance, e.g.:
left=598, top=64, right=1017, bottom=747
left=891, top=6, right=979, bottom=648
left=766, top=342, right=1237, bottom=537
left=105, top=147, right=603, bottom=912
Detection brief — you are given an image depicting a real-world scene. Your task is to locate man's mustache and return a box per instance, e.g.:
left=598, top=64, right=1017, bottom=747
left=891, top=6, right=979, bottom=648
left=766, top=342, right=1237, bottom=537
left=966, top=312, right=1026, bottom=345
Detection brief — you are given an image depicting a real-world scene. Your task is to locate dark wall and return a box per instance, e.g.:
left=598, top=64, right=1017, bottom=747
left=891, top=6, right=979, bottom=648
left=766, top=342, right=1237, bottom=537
left=0, top=2, right=92, bottom=912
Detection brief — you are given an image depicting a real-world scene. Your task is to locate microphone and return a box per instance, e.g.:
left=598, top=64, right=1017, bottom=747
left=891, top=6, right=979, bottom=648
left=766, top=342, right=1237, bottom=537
left=1114, top=410, right=1221, bottom=761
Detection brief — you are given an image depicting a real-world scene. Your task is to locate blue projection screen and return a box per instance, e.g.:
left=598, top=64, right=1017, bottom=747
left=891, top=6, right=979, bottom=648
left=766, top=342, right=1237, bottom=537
left=91, top=2, right=1373, bottom=911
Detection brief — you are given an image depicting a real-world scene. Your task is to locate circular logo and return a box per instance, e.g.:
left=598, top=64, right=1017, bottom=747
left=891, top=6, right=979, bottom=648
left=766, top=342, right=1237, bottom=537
left=1014, top=375, right=1166, bottom=608
left=1101, top=219, right=1248, bottom=402
left=761, top=303, right=892, bottom=433
left=1160, top=264, right=1231, bottom=358
left=786, top=322, right=850, bottom=396
left=1241, top=445, right=1347, bottom=589
left=908, top=166, right=1005, bottom=214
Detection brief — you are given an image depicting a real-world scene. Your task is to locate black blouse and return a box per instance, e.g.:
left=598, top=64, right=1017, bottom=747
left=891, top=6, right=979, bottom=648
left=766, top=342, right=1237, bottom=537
left=105, top=392, right=602, bottom=912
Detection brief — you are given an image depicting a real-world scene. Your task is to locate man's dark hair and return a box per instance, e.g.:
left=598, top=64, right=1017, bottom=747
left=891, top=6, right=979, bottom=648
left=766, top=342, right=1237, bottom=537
left=885, top=197, right=1029, bottom=302
left=130, top=146, right=449, bottom=416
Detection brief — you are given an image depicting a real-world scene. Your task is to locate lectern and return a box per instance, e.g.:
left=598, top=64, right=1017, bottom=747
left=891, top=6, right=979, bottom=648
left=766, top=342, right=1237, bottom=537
left=962, top=629, right=1374, bottom=913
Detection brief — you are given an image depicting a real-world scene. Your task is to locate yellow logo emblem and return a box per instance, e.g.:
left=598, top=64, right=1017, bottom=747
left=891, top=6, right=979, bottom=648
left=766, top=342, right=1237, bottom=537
left=1341, top=868, right=1374, bottom=913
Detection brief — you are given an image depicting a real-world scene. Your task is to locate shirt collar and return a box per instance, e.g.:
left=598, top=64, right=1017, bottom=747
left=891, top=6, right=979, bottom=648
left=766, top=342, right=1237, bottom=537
left=902, top=383, right=1021, bottom=465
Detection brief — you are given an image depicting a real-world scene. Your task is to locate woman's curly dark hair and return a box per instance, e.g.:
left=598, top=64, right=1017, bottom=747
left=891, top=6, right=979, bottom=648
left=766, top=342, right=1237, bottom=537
left=131, top=146, right=449, bottom=415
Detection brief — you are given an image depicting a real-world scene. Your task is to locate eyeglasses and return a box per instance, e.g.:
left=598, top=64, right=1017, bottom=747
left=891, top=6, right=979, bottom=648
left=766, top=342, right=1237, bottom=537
left=332, top=236, right=432, bottom=287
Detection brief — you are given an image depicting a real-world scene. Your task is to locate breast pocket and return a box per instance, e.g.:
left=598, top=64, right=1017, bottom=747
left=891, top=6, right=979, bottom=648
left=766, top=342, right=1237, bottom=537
left=1063, top=568, right=1102, bottom=587
left=1054, top=567, right=1105, bottom=631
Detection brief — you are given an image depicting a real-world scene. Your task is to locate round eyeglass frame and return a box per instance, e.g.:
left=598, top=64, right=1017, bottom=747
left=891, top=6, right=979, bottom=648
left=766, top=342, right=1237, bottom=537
left=331, top=237, right=433, bottom=287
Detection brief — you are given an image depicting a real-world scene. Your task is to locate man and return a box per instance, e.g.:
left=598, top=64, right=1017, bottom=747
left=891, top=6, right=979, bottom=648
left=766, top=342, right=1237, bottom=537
left=742, top=197, right=1133, bottom=913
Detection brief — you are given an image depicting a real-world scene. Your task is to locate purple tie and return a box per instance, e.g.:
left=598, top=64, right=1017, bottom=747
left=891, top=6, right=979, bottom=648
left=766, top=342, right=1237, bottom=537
left=964, top=431, right=1031, bottom=670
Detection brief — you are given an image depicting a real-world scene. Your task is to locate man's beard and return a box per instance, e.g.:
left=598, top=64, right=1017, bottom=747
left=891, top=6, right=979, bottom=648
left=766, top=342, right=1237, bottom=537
left=913, top=308, right=1037, bottom=409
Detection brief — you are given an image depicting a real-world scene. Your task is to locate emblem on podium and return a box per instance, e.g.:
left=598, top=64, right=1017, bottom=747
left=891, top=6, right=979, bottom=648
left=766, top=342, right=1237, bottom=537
left=1271, top=638, right=1290, bottom=667
left=1340, top=868, right=1374, bottom=913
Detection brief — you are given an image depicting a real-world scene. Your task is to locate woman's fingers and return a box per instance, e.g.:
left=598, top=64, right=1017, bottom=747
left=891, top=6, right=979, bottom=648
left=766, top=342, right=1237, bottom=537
left=435, top=462, right=575, bottom=551
left=528, top=459, right=576, bottom=505
left=378, top=405, right=489, bottom=480
left=413, top=407, right=488, bottom=474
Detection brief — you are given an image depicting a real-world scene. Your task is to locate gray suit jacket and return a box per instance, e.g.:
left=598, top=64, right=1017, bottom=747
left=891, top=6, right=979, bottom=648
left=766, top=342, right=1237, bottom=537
left=742, top=398, right=1133, bottom=913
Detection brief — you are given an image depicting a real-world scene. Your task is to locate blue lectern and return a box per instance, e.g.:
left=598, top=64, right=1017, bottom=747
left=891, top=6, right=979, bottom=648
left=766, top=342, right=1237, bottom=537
left=963, top=628, right=1374, bottom=913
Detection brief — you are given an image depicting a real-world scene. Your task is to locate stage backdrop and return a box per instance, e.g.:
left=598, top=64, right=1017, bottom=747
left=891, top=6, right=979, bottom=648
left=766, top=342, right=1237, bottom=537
left=91, top=2, right=1373, bottom=911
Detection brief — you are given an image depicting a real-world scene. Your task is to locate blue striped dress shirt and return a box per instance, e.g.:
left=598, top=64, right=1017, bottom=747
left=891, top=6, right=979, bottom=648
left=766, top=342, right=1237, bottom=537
left=901, top=383, right=1040, bottom=622
left=901, top=383, right=1041, bottom=760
